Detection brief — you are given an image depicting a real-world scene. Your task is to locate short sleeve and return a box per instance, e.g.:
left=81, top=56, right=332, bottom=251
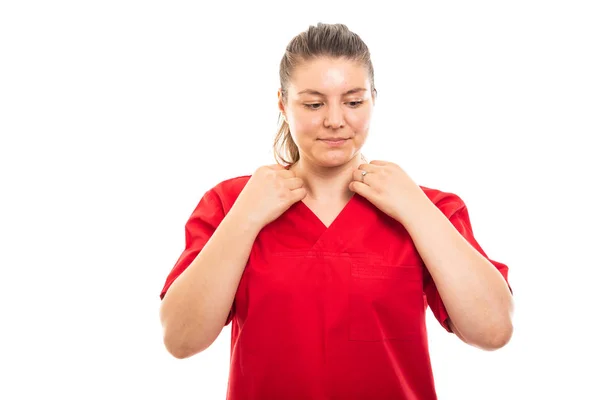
left=423, top=200, right=512, bottom=333
left=159, top=188, right=234, bottom=325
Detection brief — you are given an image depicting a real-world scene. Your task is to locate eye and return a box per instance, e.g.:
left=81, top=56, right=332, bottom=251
left=303, top=103, right=323, bottom=110
left=303, top=101, right=364, bottom=110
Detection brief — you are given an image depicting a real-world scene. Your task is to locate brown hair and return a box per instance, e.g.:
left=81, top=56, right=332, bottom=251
left=274, top=23, right=377, bottom=166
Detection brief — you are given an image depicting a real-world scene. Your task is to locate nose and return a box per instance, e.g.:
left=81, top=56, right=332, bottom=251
left=324, top=103, right=345, bottom=129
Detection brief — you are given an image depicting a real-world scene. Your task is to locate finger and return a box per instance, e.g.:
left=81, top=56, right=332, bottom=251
left=289, top=187, right=308, bottom=203
left=257, top=164, right=285, bottom=176
left=369, top=160, right=388, bottom=166
left=352, top=168, right=372, bottom=184
left=349, top=180, right=375, bottom=198
left=358, top=163, right=377, bottom=173
left=284, top=177, right=304, bottom=190
left=277, top=169, right=296, bottom=179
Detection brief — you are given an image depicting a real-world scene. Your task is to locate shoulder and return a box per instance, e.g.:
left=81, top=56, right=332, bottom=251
left=419, top=185, right=466, bottom=218
left=207, top=175, right=252, bottom=213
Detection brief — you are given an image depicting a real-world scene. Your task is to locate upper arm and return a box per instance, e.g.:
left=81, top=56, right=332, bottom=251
left=160, top=188, right=225, bottom=300
left=447, top=319, right=469, bottom=344
left=423, top=192, right=512, bottom=332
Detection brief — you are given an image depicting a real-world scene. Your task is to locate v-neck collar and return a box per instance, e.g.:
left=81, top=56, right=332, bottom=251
left=277, top=193, right=376, bottom=253
left=296, top=194, right=358, bottom=231
left=283, top=163, right=359, bottom=231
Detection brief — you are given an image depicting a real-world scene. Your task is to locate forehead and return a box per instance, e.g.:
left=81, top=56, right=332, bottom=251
left=289, top=57, right=370, bottom=95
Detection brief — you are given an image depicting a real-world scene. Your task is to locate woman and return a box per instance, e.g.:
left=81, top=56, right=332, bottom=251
left=159, top=23, right=513, bottom=400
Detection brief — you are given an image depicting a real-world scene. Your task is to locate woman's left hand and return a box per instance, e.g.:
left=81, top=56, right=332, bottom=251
left=350, top=160, right=431, bottom=225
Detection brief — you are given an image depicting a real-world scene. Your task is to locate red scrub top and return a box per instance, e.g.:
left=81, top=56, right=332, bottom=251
left=160, top=175, right=511, bottom=400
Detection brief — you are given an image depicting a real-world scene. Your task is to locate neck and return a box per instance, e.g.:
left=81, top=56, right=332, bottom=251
left=290, top=154, right=363, bottom=202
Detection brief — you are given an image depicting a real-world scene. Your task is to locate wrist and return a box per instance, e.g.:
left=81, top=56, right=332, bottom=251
left=226, top=204, right=265, bottom=235
left=395, top=195, right=438, bottom=229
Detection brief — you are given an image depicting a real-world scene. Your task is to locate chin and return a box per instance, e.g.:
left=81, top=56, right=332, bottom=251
left=314, top=151, right=357, bottom=168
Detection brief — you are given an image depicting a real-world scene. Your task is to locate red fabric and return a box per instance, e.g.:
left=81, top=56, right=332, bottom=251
left=421, top=190, right=512, bottom=333
left=160, top=176, right=511, bottom=400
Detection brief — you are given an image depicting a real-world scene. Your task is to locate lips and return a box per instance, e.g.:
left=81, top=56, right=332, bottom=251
left=319, top=138, right=348, bottom=146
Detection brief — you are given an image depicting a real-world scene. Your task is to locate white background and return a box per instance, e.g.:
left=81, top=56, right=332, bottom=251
left=1, top=1, right=599, bottom=399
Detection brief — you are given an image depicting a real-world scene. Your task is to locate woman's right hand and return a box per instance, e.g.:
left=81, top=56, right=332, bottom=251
left=232, top=164, right=307, bottom=229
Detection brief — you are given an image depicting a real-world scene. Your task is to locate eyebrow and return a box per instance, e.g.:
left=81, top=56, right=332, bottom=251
left=297, top=88, right=367, bottom=96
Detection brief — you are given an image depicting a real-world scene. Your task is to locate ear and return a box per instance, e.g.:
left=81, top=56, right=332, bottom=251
left=277, top=89, right=287, bottom=121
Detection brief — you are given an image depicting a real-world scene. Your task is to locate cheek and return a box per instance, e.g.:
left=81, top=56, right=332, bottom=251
left=347, top=111, right=372, bottom=132
left=290, top=112, right=321, bottom=135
